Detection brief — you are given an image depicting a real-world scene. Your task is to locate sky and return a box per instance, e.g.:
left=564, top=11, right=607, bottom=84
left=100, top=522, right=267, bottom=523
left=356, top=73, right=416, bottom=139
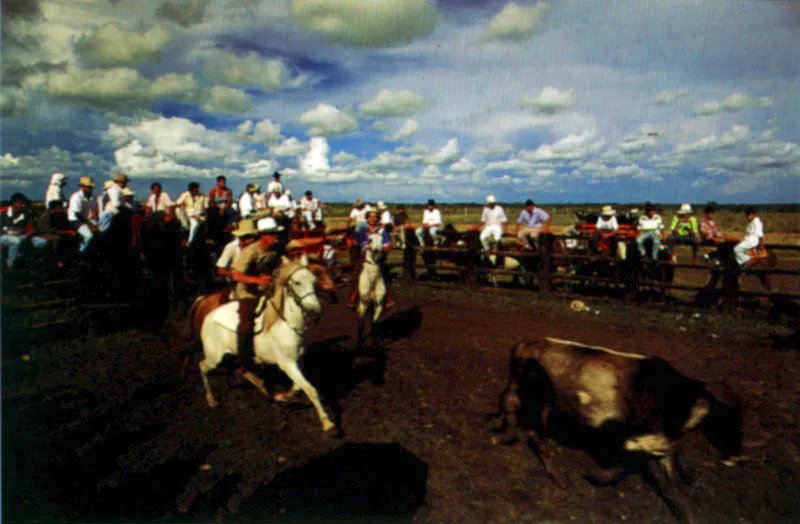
left=1, top=0, right=799, bottom=204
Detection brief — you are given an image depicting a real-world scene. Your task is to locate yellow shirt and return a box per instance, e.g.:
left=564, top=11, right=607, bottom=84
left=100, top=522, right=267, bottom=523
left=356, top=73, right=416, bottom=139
left=232, top=242, right=281, bottom=299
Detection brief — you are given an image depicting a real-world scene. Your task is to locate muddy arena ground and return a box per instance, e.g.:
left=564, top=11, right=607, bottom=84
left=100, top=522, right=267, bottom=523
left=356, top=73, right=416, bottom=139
left=3, top=278, right=799, bottom=523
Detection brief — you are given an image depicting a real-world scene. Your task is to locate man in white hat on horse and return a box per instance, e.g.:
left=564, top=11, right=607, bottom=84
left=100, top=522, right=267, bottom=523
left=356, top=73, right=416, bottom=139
left=667, top=203, right=700, bottom=264
left=229, top=216, right=285, bottom=374
left=476, top=194, right=507, bottom=252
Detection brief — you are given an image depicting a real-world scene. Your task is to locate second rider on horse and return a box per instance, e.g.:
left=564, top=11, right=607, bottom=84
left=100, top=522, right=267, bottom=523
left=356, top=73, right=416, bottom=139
left=347, top=210, right=395, bottom=310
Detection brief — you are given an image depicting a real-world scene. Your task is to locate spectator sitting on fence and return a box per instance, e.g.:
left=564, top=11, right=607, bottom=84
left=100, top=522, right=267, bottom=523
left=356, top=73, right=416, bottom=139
left=239, top=183, right=259, bottom=219
left=346, top=199, right=372, bottom=233
left=267, top=171, right=284, bottom=196
left=267, top=188, right=291, bottom=217
left=590, top=205, right=620, bottom=258
left=0, top=193, right=49, bottom=270
left=146, top=182, right=174, bottom=214
left=415, top=199, right=442, bottom=248
left=393, top=204, right=409, bottom=248
left=636, top=202, right=664, bottom=261
left=68, top=176, right=98, bottom=253
left=36, top=200, right=73, bottom=263
left=175, top=182, right=209, bottom=247
left=667, top=203, right=700, bottom=264
left=700, top=204, right=724, bottom=245
left=477, top=194, right=507, bottom=252
left=45, top=172, right=67, bottom=209
left=515, top=199, right=550, bottom=250
left=734, top=206, right=765, bottom=268
left=300, top=190, right=323, bottom=230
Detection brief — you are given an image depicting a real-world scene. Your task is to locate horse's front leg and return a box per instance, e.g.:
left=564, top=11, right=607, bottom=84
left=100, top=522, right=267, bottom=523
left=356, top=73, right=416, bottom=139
left=198, top=359, right=218, bottom=409
left=277, top=358, right=339, bottom=436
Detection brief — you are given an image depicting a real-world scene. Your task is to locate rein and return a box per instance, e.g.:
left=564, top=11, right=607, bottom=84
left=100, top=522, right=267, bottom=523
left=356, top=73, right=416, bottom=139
left=266, top=266, right=317, bottom=336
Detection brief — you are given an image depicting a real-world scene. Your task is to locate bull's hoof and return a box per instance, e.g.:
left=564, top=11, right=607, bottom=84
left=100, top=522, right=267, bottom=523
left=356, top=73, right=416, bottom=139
left=325, top=426, right=344, bottom=439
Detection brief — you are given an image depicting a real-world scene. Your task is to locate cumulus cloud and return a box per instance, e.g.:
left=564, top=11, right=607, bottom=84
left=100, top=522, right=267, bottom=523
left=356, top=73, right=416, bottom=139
left=237, top=118, right=284, bottom=143
left=425, top=138, right=460, bottom=164
left=201, top=86, right=251, bottom=114
left=388, top=118, right=420, bottom=141
left=0, top=146, right=114, bottom=180
left=359, top=89, right=426, bottom=118
left=420, top=164, right=442, bottom=180
left=157, top=0, right=211, bottom=27
left=650, top=89, right=689, bottom=105
left=476, top=143, right=514, bottom=157
left=243, top=158, right=281, bottom=178
left=301, top=137, right=331, bottom=175
left=333, top=151, right=358, bottom=164
left=361, top=150, right=423, bottom=172
left=450, top=158, right=477, bottom=173
left=675, top=125, right=750, bottom=154
left=520, top=129, right=604, bottom=162
left=74, top=22, right=172, bottom=67
left=694, top=92, right=773, bottom=115
left=480, top=1, right=550, bottom=43
left=114, top=139, right=218, bottom=178
left=270, top=137, right=307, bottom=157
left=291, top=0, right=438, bottom=47
left=298, top=103, right=358, bottom=136
left=520, top=87, right=576, bottom=114
left=203, top=50, right=287, bottom=92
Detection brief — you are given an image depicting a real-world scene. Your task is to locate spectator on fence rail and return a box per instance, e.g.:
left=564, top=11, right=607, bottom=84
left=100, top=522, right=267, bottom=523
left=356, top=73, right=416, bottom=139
left=590, top=205, right=620, bottom=258
left=347, top=199, right=372, bottom=233
left=415, top=199, right=442, bottom=247
left=209, top=175, right=234, bottom=225
left=146, top=182, right=173, bottom=214
left=734, top=207, right=765, bottom=267
left=216, top=219, right=258, bottom=279
left=0, top=193, right=48, bottom=270
left=477, top=194, right=507, bottom=252
left=175, top=182, right=209, bottom=247
left=45, top=172, right=67, bottom=209
left=300, top=190, right=323, bottom=229
left=515, top=199, right=550, bottom=250
left=97, top=173, right=129, bottom=232
left=284, top=190, right=297, bottom=220
left=267, top=171, right=284, bottom=196
left=35, top=200, right=72, bottom=261
left=267, top=187, right=291, bottom=216
left=700, top=204, right=723, bottom=244
left=667, top=203, right=700, bottom=264
left=238, top=183, right=259, bottom=219
left=636, top=202, right=664, bottom=261
left=67, top=177, right=98, bottom=253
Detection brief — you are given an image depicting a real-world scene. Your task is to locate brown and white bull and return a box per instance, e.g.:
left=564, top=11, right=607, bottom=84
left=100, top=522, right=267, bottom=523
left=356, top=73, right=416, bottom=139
left=492, top=337, right=747, bottom=523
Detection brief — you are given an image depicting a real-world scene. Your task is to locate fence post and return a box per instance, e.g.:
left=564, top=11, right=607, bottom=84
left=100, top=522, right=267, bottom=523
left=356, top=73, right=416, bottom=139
left=539, top=233, right=553, bottom=294
left=719, top=241, right=739, bottom=309
left=403, top=228, right=416, bottom=281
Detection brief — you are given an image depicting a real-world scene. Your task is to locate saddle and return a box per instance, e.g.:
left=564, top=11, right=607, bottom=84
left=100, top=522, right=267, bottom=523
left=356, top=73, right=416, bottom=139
left=212, top=296, right=272, bottom=334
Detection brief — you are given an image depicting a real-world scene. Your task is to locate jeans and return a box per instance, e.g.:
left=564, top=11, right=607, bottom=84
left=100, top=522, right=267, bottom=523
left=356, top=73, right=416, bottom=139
left=480, top=225, right=503, bottom=251
left=98, top=210, right=115, bottom=232
left=636, top=231, right=661, bottom=260
left=69, top=221, right=94, bottom=252
left=188, top=218, right=201, bottom=246
left=0, top=235, right=48, bottom=268
left=667, top=234, right=699, bottom=259
left=415, top=226, right=439, bottom=246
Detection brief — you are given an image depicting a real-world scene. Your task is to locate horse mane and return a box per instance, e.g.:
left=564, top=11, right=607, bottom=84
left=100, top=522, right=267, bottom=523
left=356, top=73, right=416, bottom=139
left=262, top=259, right=303, bottom=330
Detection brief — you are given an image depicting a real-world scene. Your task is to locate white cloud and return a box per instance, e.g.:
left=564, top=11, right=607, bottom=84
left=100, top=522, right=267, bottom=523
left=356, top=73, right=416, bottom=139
left=425, top=138, right=460, bottom=164
left=241, top=119, right=285, bottom=143
left=480, top=1, right=550, bottom=43
left=291, top=0, right=438, bottom=47
left=157, top=0, right=211, bottom=27
left=675, top=125, right=750, bottom=154
left=650, top=89, right=689, bottom=105
left=520, top=129, right=604, bottom=162
left=149, top=73, right=199, bottom=99
left=333, top=151, right=358, bottom=164
left=722, top=92, right=752, bottom=111
left=450, top=158, right=477, bottom=173
left=420, top=164, right=442, bottom=180
left=476, top=143, right=514, bottom=157
left=520, top=87, right=576, bottom=114
left=202, top=86, right=251, bottom=114
left=243, top=159, right=281, bottom=178
left=388, top=118, right=420, bottom=141
left=0, top=89, right=29, bottom=117
left=0, top=153, right=21, bottom=168
left=270, top=137, right=307, bottom=157
left=694, top=100, right=723, bottom=116
left=203, top=50, right=287, bottom=92
left=361, top=150, right=423, bottom=172
left=114, top=139, right=217, bottom=178
left=298, top=103, right=358, bottom=136
left=74, top=22, right=172, bottom=67
left=301, top=137, right=331, bottom=175
left=694, top=92, right=773, bottom=115
left=0, top=146, right=114, bottom=180
left=359, top=89, right=426, bottom=118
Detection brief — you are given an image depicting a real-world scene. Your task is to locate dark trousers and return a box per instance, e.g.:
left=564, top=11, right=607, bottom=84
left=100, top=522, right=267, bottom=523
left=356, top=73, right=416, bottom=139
left=590, top=232, right=619, bottom=257
left=237, top=298, right=259, bottom=369
left=667, top=234, right=698, bottom=258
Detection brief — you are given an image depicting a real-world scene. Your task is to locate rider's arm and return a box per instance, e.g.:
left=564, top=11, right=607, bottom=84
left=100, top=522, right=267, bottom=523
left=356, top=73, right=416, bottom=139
left=230, top=271, right=272, bottom=286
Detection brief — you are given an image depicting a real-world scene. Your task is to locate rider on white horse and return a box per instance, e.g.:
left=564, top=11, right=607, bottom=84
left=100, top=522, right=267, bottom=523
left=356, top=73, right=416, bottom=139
left=229, top=217, right=285, bottom=374
left=347, top=210, right=395, bottom=310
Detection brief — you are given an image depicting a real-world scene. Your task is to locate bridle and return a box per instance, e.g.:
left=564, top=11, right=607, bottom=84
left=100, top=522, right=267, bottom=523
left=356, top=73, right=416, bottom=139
left=267, top=265, right=318, bottom=336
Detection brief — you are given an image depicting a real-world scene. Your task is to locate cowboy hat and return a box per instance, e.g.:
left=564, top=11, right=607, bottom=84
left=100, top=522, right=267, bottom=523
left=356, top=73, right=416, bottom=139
left=79, top=176, right=96, bottom=187
left=486, top=194, right=497, bottom=204
left=677, top=203, right=693, bottom=215
left=354, top=198, right=364, bottom=206
left=103, top=180, right=115, bottom=190
left=247, top=183, right=260, bottom=193
left=114, top=172, right=129, bottom=183
left=256, top=217, right=284, bottom=233
left=377, top=201, right=387, bottom=209
left=427, top=199, right=436, bottom=206
left=50, top=172, right=66, bottom=185
left=122, top=187, right=135, bottom=197
left=232, top=219, right=258, bottom=237
left=284, top=189, right=292, bottom=197
left=601, top=205, right=616, bottom=216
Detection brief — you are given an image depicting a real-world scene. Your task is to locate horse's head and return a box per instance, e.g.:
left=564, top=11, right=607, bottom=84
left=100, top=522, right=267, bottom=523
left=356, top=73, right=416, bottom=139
left=274, top=254, right=323, bottom=321
left=364, top=232, right=384, bottom=262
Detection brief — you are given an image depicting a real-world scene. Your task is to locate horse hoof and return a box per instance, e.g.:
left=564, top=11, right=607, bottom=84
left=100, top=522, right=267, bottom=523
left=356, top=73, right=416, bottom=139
left=206, top=396, right=218, bottom=409
left=273, top=392, right=291, bottom=402
left=325, top=426, right=343, bottom=439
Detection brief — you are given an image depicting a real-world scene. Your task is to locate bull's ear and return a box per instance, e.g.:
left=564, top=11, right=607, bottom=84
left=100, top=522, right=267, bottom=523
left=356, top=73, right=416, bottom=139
left=300, top=254, right=309, bottom=267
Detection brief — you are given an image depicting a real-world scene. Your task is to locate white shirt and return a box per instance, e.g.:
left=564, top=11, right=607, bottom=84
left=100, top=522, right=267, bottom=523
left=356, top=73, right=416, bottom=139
left=104, top=184, right=124, bottom=214
left=744, top=217, right=764, bottom=242
left=349, top=206, right=370, bottom=223
left=638, top=213, right=664, bottom=232
left=481, top=205, right=507, bottom=227
left=300, top=197, right=320, bottom=212
left=45, top=185, right=65, bottom=208
left=267, top=181, right=284, bottom=195
left=422, top=208, right=442, bottom=227
left=596, top=216, right=618, bottom=232
left=68, top=190, right=93, bottom=222
left=268, top=194, right=291, bottom=212
left=176, top=191, right=208, bottom=218
left=379, top=210, right=392, bottom=226
left=216, top=238, right=241, bottom=269
left=239, top=192, right=256, bottom=218
left=146, top=192, right=173, bottom=212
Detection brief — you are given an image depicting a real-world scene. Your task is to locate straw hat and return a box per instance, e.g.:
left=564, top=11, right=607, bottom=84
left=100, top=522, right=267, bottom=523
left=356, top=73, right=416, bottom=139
left=601, top=205, right=616, bottom=216
left=232, top=219, right=258, bottom=237
left=247, top=183, right=260, bottom=193
left=256, top=217, right=284, bottom=233
left=103, top=180, right=115, bottom=190
left=677, top=203, right=693, bottom=215
left=284, top=189, right=292, bottom=197
left=114, top=172, right=129, bottom=183
left=122, top=187, right=135, bottom=197
left=79, top=176, right=96, bottom=187
left=377, top=201, right=386, bottom=210
left=354, top=198, right=364, bottom=207
left=486, top=194, right=497, bottom=204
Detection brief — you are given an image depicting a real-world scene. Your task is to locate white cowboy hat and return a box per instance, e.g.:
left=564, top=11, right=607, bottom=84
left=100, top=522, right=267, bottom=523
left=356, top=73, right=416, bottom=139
left=601, top=205, right=616, bottom=216
left=678, top=203, right=693, bottom=215
left=377, top=201, right=387, bottom=209
left=284, top=189, right=292, bottom=196
left=486, top=194, right=497, bottom=204
left=256, top=217, right=284, bottom=233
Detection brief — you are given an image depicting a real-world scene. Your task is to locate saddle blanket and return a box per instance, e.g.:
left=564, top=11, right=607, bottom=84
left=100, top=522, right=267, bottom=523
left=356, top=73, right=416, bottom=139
left=212, top=297, right=268, bottom=334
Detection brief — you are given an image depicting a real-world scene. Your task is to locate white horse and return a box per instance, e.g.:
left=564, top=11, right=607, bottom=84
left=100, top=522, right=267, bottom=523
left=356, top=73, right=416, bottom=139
left=356, top=232, right=387, bottom=352
left=198, top=255, right=337, bottom=434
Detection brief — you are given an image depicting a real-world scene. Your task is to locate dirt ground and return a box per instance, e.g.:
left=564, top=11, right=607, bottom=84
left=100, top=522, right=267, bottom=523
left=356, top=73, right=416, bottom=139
left=2, top=277, right=800, bottom=523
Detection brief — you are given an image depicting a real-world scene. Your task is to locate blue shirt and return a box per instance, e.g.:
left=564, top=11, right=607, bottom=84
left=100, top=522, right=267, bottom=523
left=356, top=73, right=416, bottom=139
left=356, top=225, right=391, bottom=250
left=517, top=207, right=549, bottom=228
